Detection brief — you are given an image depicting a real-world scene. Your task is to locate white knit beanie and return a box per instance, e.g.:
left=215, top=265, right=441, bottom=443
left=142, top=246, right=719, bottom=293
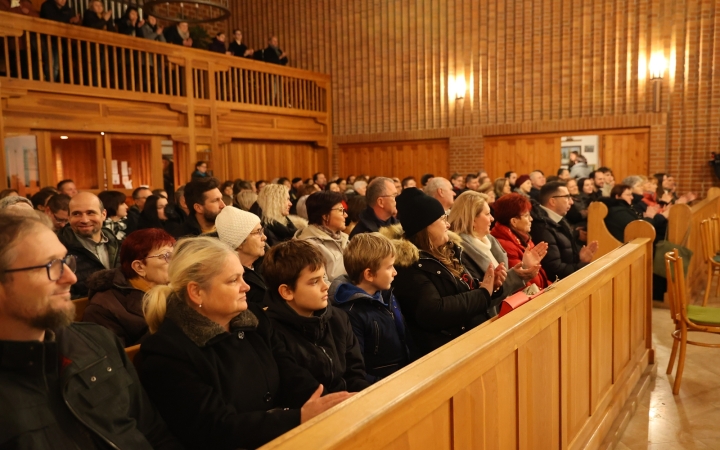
left=215, top=207, right=261, bottom=250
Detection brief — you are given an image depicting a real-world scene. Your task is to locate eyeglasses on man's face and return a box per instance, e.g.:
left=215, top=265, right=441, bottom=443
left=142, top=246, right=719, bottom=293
left=4, top=255, right=77, bottom=281
left=145, top=252, right=172, bottom=263
left=52, top=213, right=69, bottom=225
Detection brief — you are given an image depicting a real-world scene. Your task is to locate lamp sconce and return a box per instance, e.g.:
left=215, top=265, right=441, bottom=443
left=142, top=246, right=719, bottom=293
left=454, top=77, right=466, bottom=100
left=649, top=53, right=666, bottom=113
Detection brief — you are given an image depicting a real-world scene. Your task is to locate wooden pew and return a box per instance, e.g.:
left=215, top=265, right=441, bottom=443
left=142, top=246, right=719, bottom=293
left=667, top=188, right=720, bottom=302
left=125, top=344, right=141, bottom=364
left=72, top=297, right=88, bottom=322
left=261, top=228, right=656, bottom=450
left=587, top=201, right=651, bottom=261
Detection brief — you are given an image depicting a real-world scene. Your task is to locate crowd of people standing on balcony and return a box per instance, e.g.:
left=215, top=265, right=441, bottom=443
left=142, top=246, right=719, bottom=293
left=2, top=0, right=290, bottom=66
left=0, top=155, right=697, bottom=448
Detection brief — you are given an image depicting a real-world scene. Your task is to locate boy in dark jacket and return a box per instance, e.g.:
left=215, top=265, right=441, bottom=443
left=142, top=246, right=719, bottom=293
left=330, top=233, right=410, bottom=383
left=262, top=240, right=370, bottom=393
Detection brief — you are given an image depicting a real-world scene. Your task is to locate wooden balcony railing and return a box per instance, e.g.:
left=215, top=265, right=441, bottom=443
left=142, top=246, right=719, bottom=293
left=0, top=11, right=329, bottom=114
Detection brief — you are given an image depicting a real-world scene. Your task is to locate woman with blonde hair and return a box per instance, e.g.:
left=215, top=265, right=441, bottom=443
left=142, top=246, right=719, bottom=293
left=257, top=183, right=304, bottom=246
left=136, top=237, right=352, bottom=449
left=448, top=191, right=547, bottom=314
left=493, top=177, right=511, bottom=200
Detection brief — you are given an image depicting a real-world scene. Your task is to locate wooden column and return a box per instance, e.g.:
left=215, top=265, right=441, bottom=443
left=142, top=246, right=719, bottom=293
left=0, top=83, right=7, bottom=190
left=184, top=57, right=196, bottom=181
left=150, top=136, right=164, bottom=190
left=100, top=134, right=110, bottom=191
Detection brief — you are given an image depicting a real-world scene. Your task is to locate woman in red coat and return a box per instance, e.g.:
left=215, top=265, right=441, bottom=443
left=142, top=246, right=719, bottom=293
left=491, top=193, right=552, bottom=289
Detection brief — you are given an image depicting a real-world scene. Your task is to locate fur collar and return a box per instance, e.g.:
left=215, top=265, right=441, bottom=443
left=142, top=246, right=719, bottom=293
left=165, top=296, right=259, bottom=347
left=380, top=224, right=419, bottom=268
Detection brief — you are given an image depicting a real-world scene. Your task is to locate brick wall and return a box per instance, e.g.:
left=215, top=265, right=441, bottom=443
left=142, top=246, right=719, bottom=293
left=448, top=136, right=484, bottom=176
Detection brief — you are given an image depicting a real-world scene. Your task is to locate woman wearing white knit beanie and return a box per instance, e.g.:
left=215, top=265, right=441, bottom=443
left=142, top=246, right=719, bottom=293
left=216, top=207, right=268, bottom=304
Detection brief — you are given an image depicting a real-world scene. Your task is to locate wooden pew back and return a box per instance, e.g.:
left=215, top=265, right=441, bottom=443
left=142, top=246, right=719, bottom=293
left=72, top=297, right=88, bottom=322
left=261, top=230, right=656, bottom=450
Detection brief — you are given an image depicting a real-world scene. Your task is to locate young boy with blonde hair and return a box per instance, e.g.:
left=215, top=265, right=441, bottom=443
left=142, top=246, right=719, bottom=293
left=330, top=233, right=411, bottom=382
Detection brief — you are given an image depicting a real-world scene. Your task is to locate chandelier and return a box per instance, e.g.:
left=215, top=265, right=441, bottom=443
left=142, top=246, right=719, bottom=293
left=132, top=0, right=231, bottom=24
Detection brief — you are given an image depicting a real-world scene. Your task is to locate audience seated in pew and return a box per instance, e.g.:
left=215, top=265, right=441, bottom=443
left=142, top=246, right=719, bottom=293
left=98, top=190, right=129, bottom=242
left=136, top=237, right=351, bottom=449
left=84, top=228, right=175, bottom=347
left=262, top=240, right=370, bottom=393
left=449, top=191, right=546, bottom=314
left=59, top=192, right=121, bottom=299
left=330, top=233, right=412, bottom=383
left=0, top=212, right=182, bottom=449
left=602, top=182, right=668, bottom=243
left=258, top=184, right=305, bottom=246
left=514, top=174, right=532, bottom=198
left=215, top=206, right=268, bottom=304
left=381, top=188, right=496, bottom=358
left=349, top=177, right=399, bottom=239
left=181, top=177, right=226, bottom=236
left=138, top=194, right=185, bottom=239
left=529, top=182, right=598, bottom=282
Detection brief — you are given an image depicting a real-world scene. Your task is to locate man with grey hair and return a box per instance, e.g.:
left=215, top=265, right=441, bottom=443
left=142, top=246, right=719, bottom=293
left=353, top=180, right=368, bottom=197
left=424, top=177, right=456, bottom=212
left=349, top=177, right=399, bottom=239
left=58, top=192, right=120, bottom=298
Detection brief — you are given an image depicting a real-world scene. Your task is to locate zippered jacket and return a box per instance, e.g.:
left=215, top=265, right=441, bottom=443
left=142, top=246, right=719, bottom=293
left=0, top=322, right=182, bottom=449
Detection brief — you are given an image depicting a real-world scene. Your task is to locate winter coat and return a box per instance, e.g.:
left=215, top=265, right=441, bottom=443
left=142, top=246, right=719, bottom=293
left=229, top=40, right=250, bottom=57
left=330, top=275, right=410, bottom=382
left=58, top=225, right=120, bottom=299
left=179, top=212, right=204, bottom=237
left=81, top=10, right=115, bottom=31
left=263, top=46, right=288, bottom=65
left=569, top=162, right=593, bottom=179
left=294, top=225, right=349, bottom=283
left=243, top=260, right=267, bottom=304
left=208, top=38, right=226, bottom=54
left=0, top=323, right=182, bottom=450
left=348, top=206, right=399, bottom=239
left=137, top=211, right=185, bottom=239
left=263, top=291, right=369, bottom=393
left=454, top=231, right=526, bottom=315
left=380, top=225, right=495, bottom=358
left=264, top=216, right=300, bottom=247
left=491, top=223, right=551, bottom=289
left=84, top=268, right=148, bottom=347
left=39, top=0, right=75, bottom=23
left=604, top=196, right=665, bottom=243
left=567, top=193, right=591, bottom=226
left=140, top=22, right=166, bottom=42
left=529, top=203, right=586, bottom=281
left=136, top=299, right=319, bottom=450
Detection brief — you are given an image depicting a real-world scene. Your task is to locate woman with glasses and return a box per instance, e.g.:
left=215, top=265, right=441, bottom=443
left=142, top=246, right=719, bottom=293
left=449, top=191, right=547, bottom=316
left=215, top=207, right=269, bottom=304
left=83, top=228, right=175, bottom=346
left=295, top=191, right=349, bottom=283
left=382, top=188, right=496, bottom=357
left=490, top=193, right=552, bottom=289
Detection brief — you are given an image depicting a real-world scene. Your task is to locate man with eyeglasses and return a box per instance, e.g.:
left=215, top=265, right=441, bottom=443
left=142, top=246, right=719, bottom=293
left=0, top=212, right=182, bottom=449
left=44, top=193, right=71, bottom=233
left=59, top=192, right=121, bottom=298
left=349, top=177, right=399, bottom=239
left=529, top=181, right=598, bottom=281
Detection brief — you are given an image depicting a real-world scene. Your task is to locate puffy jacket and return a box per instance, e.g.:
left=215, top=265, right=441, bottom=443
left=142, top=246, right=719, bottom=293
left=136, top=300, right=319, bottom=450
left=84, top=268, right=148, bottom=347
left=529, top=203, right=586, bottom=281
left=0, top=322, right=182, bottom=449
left=330, top=275, right=410, bottom=382
left=348, top=206, right=399, bottom=239
left=263, top=291, right=370, bottom=393
left=294, top=225, right=348, bottom=283
left=58, top=226, right=120, bottom=299
left=380, top=225, right=495, bottom=358
left=491, top=223, right=551, bottom=289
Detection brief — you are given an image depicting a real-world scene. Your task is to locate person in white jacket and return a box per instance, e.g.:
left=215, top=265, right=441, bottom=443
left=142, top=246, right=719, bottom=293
left=294, top=191, right=349, bottom=283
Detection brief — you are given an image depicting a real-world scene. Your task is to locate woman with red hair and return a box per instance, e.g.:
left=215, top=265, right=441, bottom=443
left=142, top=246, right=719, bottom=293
left=83, top=228, right=175, bottom=346
left=491, top=193, right=552, bottom=289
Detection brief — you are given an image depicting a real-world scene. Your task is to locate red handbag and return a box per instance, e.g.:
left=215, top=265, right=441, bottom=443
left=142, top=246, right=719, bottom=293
left=498, top=285, right=554, bottom=318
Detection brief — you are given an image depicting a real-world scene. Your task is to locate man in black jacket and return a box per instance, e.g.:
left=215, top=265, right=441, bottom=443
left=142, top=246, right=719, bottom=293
left=263, top=35, right=289, bottom=65
left=349, top=177, right=399, bottom=239
left=180, top=177, right=226, bottom=236
left=59, top=192, right=120, bottom=298
left=126, top=186, right=151, bottom=235
left=40, top=0, right=79, bottom=23
left=529, top=182, right=598, bottom=281
left=0, top=212, right=181, bottom=449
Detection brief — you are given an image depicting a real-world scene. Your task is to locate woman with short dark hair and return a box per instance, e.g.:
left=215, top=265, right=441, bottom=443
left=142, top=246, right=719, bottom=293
left=137, top=195, right=184, bottom=238
left=98, top=190, right=128, bottom=241
left=295, top=191, right=349, bottom=283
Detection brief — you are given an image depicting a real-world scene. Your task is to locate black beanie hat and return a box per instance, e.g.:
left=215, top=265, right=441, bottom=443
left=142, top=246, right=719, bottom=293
left=396, top=187, right=446, bottom=238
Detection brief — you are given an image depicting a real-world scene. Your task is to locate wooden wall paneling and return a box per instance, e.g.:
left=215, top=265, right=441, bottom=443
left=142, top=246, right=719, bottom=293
left=613, top=268, right=632, bottom=382
left=630, top=256, right=647, bottom=353
left=339, top=139, right=448, bottom=181
left=484, top=135, right=560, bottom=180
left=379, top=402, right=452, bottom=450
left=590, top=281, right=614, bottom=413
left=601, top=130, right=649, bottom=182
left=452, top=352, right=518, bottom=449
left=566, top=298, right=592, bottom=444
left=50, top=136, right=101, bottom=190
left=35, top=131, right=54, bottom=188
left=517, top=321, right=560, bottom=450
left=0, top=92, right=6, bottom=190
left=150, top=136, right=164, bottom=190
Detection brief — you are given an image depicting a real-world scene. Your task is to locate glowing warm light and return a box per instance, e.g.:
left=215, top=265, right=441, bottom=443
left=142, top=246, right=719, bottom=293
left=454, top=76, right=466, bottom=99
left=60, top=136, right=69, bottom=140
left=100, top=132, right=105, bottom=135
left=649, top=53, right=666, bottom=80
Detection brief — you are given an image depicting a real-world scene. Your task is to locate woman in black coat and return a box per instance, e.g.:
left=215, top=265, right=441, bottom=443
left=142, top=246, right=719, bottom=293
left=82, top=0, right=114, bottom=31
left=605, top=183, right=667, bottom=243
left=382, top=189, right=496, bottom=358
left=136, top=237, right=352, bottom=450
left=258, top=184, right=301, bottom=246
left=137, top=195, right=184, bottom=239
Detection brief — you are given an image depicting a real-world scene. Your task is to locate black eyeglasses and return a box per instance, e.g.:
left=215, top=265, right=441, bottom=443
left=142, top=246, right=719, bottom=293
left=145, top=252, right=172, bottom=263
left=330, top=207, right=347, bottom=214
left=52, top=213, right=69, bottom=224
left=552, top=194, right=572, bottom=200
left=4, top=255, right=77, bottom=281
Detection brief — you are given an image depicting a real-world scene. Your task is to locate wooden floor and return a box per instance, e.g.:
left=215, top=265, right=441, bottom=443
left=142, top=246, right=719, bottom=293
left=616, top=301, right=720, bottom=449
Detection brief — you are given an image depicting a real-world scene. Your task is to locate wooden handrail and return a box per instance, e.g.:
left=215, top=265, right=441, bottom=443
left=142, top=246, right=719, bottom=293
left=0, top=11, right=330, bottom=113
left=262, top=230, right=656, bottom=449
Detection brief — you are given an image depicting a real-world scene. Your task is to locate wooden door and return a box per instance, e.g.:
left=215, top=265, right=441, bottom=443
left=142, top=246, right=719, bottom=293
left=601, top=131, right=649, bottom=182
left=339, top=139, right=449, bottom=181
left=484, top=135, right=561, bottom=179
left=226, top=140, right=328, bottom=181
